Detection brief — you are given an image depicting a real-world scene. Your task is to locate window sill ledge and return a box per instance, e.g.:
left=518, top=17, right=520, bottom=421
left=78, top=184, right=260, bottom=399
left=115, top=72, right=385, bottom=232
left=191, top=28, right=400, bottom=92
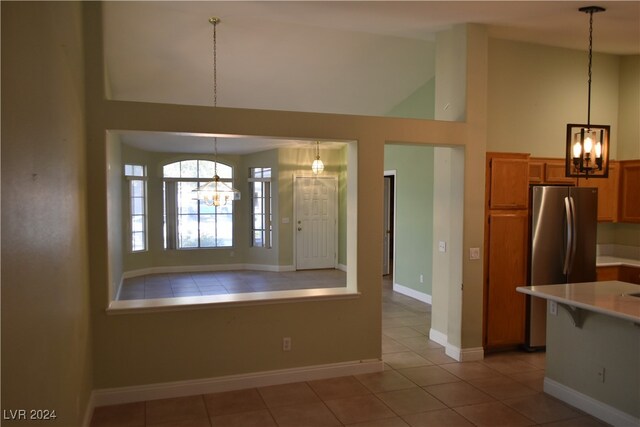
left=106, top=287, right=360, bottom=315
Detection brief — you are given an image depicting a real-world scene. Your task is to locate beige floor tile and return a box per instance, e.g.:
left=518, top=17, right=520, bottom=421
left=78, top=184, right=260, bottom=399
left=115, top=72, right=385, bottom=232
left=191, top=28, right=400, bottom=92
left=376, top=387, right=446, bottom=415
left=145, top=395, right=208, bottom=426
left=355, top=370, right=417, bottom=393
left=203, top=388, right=266, bottom=415
left=395, top=337, right=442, bottom=353
left=539, top=415, right=609, bottom=426
left=90, top=402, right=145, bottom=427
left=395, top=315, right=429, bottom=327
left=308, top=375, right=370, bottom=400
left=269, top=401, right=341, bottom=426
left=209, top=409, right=276, bottom=427
left=382, top=327, right=425, bottom=340
left=382, top=351, right=432, bottom=369
left=416, top=348, right=456, bottom=365
left=440, top=362, right=500, bottom=380
left=151, top=418, right=211, bottom=427
left=346, top=416, right=411, bottom=427
left=402, top=408, right=476, bottom=427
left=508, top=369, right=545, bottom=392
left=397, top=365, right=460, bottom=387
left=453, top=401, right=535, bottom=426
left=258, top=381, right=320, bottom=408
left=408, top=323, right=430, bottom=335
left=324, top=394, right=396, bottom=424
left=424, top=382, right=494, bottom=407
left=382, top=338, right=411, bottom=354
left=480, top=354, right=539, bottom=375
left=503, top=393, right=582, bottom=424
left=468, top=375, right=538, bottom=400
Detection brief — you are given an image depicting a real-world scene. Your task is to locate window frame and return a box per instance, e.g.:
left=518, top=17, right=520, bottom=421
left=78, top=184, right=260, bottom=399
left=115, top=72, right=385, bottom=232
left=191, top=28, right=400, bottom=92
left=163, top=160, right=236, bottom=250
left=249, top=167, right=272, bottom=248
left=124, top=164, right=148, bottom=253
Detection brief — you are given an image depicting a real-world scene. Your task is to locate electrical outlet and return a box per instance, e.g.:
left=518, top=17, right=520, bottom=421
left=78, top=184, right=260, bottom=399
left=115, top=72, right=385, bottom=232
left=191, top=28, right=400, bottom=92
left=549, top=301, right=558, bottom=316
left=419, top=274, right=424, bottom=283
left=282, top=337, right=291, bottom=351
left=597, top=366, right=605, bottom=383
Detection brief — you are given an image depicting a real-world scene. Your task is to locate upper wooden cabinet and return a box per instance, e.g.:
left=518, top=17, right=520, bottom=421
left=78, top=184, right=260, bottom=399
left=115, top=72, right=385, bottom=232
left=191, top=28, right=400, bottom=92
left=487, top=153, right=530, bottom=210
left=529, top=157, right=576, bottom=185
left=578, top=161, right=619, bottom=222
left=619, top=160, right=640, bottom=223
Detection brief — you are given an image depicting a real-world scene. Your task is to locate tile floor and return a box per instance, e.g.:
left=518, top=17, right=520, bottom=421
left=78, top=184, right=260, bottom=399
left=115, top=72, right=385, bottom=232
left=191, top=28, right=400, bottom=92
left=118, top=269, right=347, bottom=300
left=93, top=276, right=609, bottom=426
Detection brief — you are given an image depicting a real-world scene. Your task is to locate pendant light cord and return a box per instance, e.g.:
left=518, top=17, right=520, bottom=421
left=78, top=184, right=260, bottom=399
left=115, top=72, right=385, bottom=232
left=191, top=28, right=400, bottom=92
left=211, top=17, right=219, bottom=177
left=586, top=9, right=593, bottom=127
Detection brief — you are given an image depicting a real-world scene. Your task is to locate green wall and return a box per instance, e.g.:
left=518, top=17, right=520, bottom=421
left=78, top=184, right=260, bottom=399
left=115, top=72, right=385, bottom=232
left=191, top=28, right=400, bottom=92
left=384, top=145, right=435, bottom=296
left=1, top=2, right=94, bottom=425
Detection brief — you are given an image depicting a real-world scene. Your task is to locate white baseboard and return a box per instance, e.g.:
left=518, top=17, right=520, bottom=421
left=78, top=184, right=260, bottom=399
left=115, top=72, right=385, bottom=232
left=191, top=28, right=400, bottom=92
left=429, top=328, right=448, bottom=347
left=445, top=344, right=484, bottom=362
left=337, top=263, right=347, bottom=272
left=544, top=377, right=639, bottom=427
left=92, top=359, right=383, bottom=408
left=392, top=283, right=432, bottom=304
left=82, top=392, right=96, bottom=427
left=123, top=264, right=296, bottom=279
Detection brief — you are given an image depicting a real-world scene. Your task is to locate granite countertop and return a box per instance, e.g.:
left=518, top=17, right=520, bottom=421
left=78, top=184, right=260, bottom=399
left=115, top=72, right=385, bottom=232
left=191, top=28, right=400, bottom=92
left=596, top=256, right=640, bottom=268
left=516, top=281, right=640, bottom=324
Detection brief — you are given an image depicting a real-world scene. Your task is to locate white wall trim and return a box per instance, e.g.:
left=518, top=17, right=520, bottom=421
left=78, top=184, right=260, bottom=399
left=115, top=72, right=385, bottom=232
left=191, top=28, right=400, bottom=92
left=82, top=392, right=97, bottom=427
left=92, top=359, right=382, bottom=407
left=392, top=283, right=432, bottom=304
left=429, top=328, right=448, bottom=347
left=337, top=263, right=347, bottom=272
left=544, top=377, right=639, bottom=427
left=123, top=264, right=296, bottom=279
left=445, top=344, right=484, bottom=362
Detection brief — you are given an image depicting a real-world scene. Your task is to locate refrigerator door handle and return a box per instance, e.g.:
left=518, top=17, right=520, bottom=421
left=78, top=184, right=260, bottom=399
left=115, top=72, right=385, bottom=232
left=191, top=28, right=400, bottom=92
left=563, top=196, right=573, bottom=275
left=569, top=196, right=578, bottom=274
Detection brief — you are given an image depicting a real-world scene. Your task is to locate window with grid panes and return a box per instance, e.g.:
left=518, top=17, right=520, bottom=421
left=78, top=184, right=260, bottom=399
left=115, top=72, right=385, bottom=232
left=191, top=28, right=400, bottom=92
left=124, top=164, right=147, bottom=252
left=249, top=167, right=272, bottom=248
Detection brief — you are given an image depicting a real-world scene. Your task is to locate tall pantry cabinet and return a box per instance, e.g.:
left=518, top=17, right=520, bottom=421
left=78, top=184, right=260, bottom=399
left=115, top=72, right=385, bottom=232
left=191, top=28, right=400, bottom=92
left=483, top=153, right=530, bottom=350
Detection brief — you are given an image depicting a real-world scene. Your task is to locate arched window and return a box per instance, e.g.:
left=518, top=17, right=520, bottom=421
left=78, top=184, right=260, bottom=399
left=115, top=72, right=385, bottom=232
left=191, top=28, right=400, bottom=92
left=163, top=160, right=235, bottom=249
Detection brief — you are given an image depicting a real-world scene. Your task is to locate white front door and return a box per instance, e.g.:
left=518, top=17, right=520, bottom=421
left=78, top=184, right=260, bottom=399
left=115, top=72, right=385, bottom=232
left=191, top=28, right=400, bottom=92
left=383, top=176, right=391, bottom=275
left=295, top=176, right=337, bottom=270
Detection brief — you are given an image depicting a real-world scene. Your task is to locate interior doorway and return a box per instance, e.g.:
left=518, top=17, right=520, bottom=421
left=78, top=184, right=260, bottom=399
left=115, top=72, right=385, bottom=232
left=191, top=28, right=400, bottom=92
left=383, top=172, right=396, bottom=276
left=294, top=176, right=338, bottom=270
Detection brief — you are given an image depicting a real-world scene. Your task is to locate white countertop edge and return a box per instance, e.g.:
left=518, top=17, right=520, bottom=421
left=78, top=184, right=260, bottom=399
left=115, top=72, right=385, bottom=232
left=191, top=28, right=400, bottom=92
left=596, top=256, right=640, bottom=268
left=107, top=287, right=361, bottom=315
left=516, top=282, right=640, bottom=324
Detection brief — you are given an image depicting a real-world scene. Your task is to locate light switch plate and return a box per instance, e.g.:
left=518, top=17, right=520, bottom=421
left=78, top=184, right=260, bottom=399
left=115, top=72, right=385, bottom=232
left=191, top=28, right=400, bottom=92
left=469, top=248, right=480, bottom=260
left=438, top=241, right=447, bottom=253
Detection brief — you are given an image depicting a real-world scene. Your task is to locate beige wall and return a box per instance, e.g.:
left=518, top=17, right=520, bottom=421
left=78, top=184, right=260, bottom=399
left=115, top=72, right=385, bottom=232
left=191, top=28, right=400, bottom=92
left=617, top=55, right=640, bottom=160
left=1, top=2, right=93, bottom=425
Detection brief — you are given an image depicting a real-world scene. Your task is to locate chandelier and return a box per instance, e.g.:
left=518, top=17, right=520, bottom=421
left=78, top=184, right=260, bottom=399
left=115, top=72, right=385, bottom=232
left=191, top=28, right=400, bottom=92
left=565, top=6, right=610, bottom=179
left=193, top=17, right=241, bottom=206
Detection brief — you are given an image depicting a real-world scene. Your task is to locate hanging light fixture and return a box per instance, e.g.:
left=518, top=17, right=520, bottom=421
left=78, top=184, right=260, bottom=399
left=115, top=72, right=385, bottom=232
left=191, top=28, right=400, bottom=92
left=193, top=17, right=240, bottom=206
left=311, top=141, right=325, bottom=174
left=565, top=6, right=610, bottom=179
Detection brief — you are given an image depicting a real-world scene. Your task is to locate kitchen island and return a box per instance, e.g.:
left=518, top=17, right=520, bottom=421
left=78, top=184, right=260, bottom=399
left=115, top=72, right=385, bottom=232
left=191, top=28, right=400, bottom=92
left=516, top=281, right=640, bottom=427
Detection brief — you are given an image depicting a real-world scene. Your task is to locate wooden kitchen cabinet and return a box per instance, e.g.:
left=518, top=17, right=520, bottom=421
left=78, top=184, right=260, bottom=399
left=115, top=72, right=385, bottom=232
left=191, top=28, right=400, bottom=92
left=619, top=160, right=640, bottom=223
left=484, top=210, right=528, bottom=349
left=484, top=152, right=529, bottom=350
left=529, top=157, right=577, bottom=185
left=578, top=161, right=619, bottom=222
left=487, top=153, right=530, bottom=209
left=597, top=265, right=640, bottom=284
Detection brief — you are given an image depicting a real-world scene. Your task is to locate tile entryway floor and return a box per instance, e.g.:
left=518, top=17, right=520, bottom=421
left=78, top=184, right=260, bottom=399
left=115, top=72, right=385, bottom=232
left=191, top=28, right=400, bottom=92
left=118, top=269, right=347, bottom=300
left=93, top=276, right=609, bottom=426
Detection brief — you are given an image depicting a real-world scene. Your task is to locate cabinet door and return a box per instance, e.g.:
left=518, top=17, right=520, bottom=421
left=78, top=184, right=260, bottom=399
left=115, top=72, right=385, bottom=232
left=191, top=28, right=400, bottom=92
left=619, top=266, right=640, bottom=285
left=619, top=161, right=640, bottom=223
left=529, top=161, right=544, bottom=184
left=596, top=266, right=619, bottom=281
left=578, top=161, right=619, bottom=222
left=545, top=160, right=577, bottom=185
left=485, top=210, right=528, bottom=348
left=489, top=158, right=529, bottom=209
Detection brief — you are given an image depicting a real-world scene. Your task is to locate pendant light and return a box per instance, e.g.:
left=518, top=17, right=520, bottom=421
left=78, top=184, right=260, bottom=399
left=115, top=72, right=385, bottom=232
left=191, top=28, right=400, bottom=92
left=311, top=141, right=325, bottom=175
left=565, top=6, right=610, bottom=179
left=193, top=17, right=241, bottom=206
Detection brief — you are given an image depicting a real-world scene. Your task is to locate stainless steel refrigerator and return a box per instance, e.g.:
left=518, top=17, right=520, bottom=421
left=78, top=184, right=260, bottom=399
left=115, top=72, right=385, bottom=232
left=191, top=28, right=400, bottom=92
left=526, top=185, right=598, bottom=349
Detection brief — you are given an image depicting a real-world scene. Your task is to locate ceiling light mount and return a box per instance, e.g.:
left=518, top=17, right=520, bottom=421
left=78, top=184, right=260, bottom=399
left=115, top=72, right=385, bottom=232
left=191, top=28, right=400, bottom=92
left=209, top=16, right=220, bottom=25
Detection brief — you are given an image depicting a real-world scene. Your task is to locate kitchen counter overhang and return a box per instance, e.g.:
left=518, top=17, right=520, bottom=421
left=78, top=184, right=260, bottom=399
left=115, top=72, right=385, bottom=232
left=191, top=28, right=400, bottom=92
left=516, top=281, right=640, bottom=326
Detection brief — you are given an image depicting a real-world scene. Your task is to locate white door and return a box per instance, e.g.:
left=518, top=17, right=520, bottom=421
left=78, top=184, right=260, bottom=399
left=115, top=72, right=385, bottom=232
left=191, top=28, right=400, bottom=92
left=295, top=176, right=337, bottom=270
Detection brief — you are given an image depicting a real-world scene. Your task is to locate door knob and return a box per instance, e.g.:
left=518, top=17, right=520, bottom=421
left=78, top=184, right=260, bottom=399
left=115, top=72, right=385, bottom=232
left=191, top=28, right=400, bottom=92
left=298, top=227, right=302, bottom=231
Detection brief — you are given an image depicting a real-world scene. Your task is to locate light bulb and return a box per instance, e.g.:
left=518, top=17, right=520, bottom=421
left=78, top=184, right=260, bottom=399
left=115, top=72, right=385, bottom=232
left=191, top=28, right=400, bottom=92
left=572, top=141, right=582, bottom=158
left=595, top=141, right=602, bottom=158
left=584, top=136, right=593, bottom=153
